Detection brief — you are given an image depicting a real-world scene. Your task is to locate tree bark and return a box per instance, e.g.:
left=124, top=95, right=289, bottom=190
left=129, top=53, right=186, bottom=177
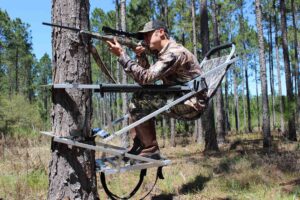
left=254, top=56, right=261, bottom=131
left=15, top=47, right=19, bottom=93
left=241, top=61, right=247, bottom=133
left=191, top=0, right=199, bottom=142
left=48, top=0, right=99, bottom=199
left=255, top=0, right=272, bottom=148
left=224, top=72, right=231, bottom=132
left=239, top=0, right=252, bottom=133
left=120, top=0, right=129, bottom=147
left=200, top=0, right=218, bottom=151
left=233, top=67, right=239, bottom=133
left=211, top=0, right=226, bottom=143
left=273, top=0, right=285, bottom=133
left=170, top=118, right=176, bottom=147
left=280, top=0, right=297, bottom=141
left=191, top=0, right=197, bottom=57
left=291, top=0, right=300, bottom=130
left=268, top=14, right=276, bottom=130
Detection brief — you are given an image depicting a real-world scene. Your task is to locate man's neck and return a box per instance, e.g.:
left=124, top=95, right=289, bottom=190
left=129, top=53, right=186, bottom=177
left=158, top=39, right=170, bottom=51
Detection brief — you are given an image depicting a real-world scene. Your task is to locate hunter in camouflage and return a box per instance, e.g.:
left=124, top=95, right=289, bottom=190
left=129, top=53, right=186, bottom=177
left=106, top=20, right=208, bottom=159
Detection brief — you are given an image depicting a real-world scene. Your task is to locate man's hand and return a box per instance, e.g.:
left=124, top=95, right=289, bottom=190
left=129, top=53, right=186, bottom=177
left=133, top=45, right=146, bottom=56
left=106, top=37, right=124, bottom=57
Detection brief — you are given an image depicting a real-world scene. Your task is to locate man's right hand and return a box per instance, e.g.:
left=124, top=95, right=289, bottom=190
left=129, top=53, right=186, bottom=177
left=133, top=45, right=146, bottom=56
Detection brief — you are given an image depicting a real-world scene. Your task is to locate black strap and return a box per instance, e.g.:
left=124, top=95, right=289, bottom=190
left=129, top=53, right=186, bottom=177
left=100, top=167, right=164, bottom=200
left=139, top=166, right=164, bottom=200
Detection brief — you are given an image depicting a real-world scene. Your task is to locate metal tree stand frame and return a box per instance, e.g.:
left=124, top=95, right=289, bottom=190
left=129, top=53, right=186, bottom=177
left=41, top=43, right=237, bottom=199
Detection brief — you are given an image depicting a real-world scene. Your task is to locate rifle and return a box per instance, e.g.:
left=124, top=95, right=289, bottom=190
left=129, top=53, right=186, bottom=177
left=42, top=22, right=150, bottom=54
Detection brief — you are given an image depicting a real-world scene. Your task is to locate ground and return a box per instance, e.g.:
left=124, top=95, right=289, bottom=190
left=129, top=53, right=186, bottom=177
left=0, top=132, right=299, bottom=200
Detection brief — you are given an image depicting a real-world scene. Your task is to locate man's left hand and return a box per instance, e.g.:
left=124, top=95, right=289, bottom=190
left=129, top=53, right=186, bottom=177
left=106, top=37, right=124, bottom=57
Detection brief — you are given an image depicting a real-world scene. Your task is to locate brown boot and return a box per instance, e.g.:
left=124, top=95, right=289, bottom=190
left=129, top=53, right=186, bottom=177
left=126, top=137, right=142, bottom=155
left=133, top=119, right=160, bottom=160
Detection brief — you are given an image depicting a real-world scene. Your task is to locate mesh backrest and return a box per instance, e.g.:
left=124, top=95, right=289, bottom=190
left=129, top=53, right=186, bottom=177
left=200, top=55, right=232, bottom=98
left=200, top=55, right=229, bottom=73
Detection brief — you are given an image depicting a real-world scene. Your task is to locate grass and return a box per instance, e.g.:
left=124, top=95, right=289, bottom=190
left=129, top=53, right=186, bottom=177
left=0, top=132, right=299, bottom=199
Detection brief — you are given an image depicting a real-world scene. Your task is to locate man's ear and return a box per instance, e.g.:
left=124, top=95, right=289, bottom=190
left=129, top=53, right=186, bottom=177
left=159, top=29, right=166, bottom=39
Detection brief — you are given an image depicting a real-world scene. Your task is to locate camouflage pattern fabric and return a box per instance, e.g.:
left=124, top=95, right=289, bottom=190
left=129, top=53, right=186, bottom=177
left=118, top=40, right=202, bottom=85
left=118, top=40, right=208, bottom=120
left=200, top=56, right=230, bottom=98
left=128, top=92, right=205, bottom=121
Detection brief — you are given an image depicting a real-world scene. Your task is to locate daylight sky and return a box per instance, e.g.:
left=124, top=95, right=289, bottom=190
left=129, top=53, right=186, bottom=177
left=0, top=0, right=115, bottom=59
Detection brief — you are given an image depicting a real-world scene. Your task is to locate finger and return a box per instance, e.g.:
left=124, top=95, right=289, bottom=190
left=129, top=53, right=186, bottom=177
left=106, top=40, right=114, bottom=47
left=113, top=37, right=118, bottom=44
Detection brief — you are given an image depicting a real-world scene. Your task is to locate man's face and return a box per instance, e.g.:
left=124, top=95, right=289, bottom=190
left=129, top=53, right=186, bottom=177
left=143, top=29, right=164, bottom=50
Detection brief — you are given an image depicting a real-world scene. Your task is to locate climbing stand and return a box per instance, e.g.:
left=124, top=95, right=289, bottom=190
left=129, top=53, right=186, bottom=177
left=41, top=42, right=238, bottom=199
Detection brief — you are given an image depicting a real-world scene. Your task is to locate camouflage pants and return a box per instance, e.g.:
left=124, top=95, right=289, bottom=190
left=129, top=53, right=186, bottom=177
left=128, top=92, right=202, bottom=121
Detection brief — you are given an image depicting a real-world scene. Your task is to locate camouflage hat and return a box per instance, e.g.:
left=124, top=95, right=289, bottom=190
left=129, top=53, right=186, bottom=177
left=138, top=20, right=168, bottom=34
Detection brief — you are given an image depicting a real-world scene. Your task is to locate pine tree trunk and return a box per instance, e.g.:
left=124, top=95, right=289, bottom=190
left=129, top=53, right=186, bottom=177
left=225, top=72, right=231, bottom=132
left=268, top=15, right=276, bottom=130
left=48, top=0, right=99, bottom=199
left=191, top=0, right=197, bottom=57
left=15, top=47, right=19, bottom=93
left=200, top=0, right=218, bottom=151
left=273, top=0, right=285, bottom=133
left=162, top=117, right=166, bottom=148
left=191, top=0, right=199, bottom=142
left=120, top=0, right=129, bottom=147
left=170, top=118, right=176, bottom=147
left=244, top=59, right=252, bottom=132
left=211, top=0, right=226, bottom=143
left=233, top=68, right=239, bottom=132
left=280, top=0, right=297, bottom=141
left=115, top=0, right=121, bottom=124
left=255, top=0, right=271, bottom=148
left=241, top=61, right=247, bottom=133
left=239, top=1, right=251, bottom=133
left=254, top=58, right=261, bottom=131
left=291, top=0, right=300, bottom=130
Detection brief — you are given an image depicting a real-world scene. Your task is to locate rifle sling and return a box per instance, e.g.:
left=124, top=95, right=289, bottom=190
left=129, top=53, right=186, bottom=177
left=90, top=45, right=117, bottom=84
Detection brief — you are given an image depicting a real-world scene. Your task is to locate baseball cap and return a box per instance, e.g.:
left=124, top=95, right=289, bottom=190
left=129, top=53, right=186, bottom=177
left=138, top=20, right=168, bottom=34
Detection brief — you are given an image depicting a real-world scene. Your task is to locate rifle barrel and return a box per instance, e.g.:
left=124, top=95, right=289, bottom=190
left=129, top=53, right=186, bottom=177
left=42, top=22, right=80, bottom=32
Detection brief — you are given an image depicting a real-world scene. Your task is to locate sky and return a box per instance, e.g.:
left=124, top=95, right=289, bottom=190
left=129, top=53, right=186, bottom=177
left=0, top=0, right=115, bottom=60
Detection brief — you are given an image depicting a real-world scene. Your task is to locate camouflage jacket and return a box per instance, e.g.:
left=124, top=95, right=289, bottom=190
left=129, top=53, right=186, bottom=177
left=118, top=40, right=207, bottom=112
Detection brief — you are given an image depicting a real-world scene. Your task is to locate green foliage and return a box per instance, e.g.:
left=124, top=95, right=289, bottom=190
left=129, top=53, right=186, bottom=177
left=0, top=94, right=43, bottom=135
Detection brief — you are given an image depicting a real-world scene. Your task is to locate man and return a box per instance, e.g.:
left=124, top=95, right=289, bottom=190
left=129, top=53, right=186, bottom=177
left=106, top=20, right=207, bottom=159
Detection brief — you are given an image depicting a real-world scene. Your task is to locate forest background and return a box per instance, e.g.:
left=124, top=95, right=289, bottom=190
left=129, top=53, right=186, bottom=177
left=0, top=0, right=299, bottom=199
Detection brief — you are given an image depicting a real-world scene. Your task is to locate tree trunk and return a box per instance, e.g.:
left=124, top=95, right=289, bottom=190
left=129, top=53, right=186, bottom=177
left=200, top=0, right=218, bottom=151
left=291, top=0, right=300, bottom=130
left=115, top=0, right=120, bottom=118
left=120, top=0, right=129, bottom=147
left=48, top=0, right=99, bottom=199
left=241, top=61, right=247, bottom=133
left=233, top=67, right=239, bottom=133
left=15, top=47, right=19, bottom=93
left=280, top=0, right=297, bottom=141
left=273, top=0, right=285, bottom=133
left=244, top=58, right=252, bottom=132
left=170, top=118, right=176, bottom=147
left=239, top=1, right=251, bottom=133
left=225, top=72, right=231, bottom=132
left=162, top=117, right=166, bottom=148
left=191, top=0, right=197, bottom=57
left=268, top=14, right=276, bottom=130
left=254, top=57, right=261, bottom=131
left=255, top=0, right=271, bottom=148
left=211, top=0, right=226, bottom=143
left=191, top=0, right=199, bottom=142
